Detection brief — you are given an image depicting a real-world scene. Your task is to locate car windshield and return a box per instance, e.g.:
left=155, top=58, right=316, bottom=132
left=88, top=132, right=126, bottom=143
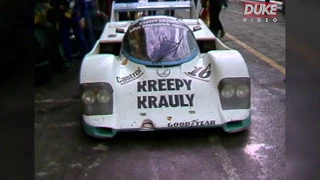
left=121, top=17, right=199, bottom=66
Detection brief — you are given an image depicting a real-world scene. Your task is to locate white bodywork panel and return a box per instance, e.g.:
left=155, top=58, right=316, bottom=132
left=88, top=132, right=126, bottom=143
left=80, top=2, right=250, bottom=131
left=81, top=50, right=250, bottom=129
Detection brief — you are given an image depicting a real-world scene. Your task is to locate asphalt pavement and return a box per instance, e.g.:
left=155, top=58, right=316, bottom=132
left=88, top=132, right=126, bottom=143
left=35, top=2, right=285, bottom=180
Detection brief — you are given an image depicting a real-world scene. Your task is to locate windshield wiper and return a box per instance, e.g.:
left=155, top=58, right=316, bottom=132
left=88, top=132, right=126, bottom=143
left=172, top=36, right=184, bottom=57
left=152, top=36, right=184, bottom=64
left=153, top=55, right=166, bottom=64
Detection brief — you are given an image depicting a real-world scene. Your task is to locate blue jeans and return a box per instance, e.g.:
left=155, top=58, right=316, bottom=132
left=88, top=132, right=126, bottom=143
left=84, top=8, right=97, bottom=51
left=60, top=18, right=88, bottom=62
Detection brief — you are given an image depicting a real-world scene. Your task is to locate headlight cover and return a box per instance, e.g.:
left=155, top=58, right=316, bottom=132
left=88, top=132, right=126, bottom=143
left=221, top=85, right=235, bottom=98
left=218, top=77, right=251, bottom=110
left=82, top=91, right=96, bottom=104
left=80, top=82, right=114, bottom=115
left=236, top=85, right=249, bottom=98
left=97, top=90, right=111, bottom=103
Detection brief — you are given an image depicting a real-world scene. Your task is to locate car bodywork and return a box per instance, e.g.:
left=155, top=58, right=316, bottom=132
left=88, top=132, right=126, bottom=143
left=80, top=1, right=251, bottom=138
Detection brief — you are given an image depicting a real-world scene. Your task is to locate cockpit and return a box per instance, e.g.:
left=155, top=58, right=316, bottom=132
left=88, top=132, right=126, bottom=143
left=120, top=17, right=199, bottom=66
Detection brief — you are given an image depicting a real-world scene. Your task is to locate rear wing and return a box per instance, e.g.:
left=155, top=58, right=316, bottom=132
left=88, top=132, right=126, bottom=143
left=110, top=1, right=198, bottom=22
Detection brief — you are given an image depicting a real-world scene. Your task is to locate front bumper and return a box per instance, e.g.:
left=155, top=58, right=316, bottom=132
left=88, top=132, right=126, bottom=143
left=82, top=115, right=252, bottom=138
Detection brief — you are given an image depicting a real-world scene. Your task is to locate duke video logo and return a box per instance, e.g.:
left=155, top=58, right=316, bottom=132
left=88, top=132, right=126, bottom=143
left=243, top=1, right=278, bottom=23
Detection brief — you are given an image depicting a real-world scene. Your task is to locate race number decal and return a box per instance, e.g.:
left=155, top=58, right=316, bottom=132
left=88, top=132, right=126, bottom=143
left=185, top=63, right=211, bottom=82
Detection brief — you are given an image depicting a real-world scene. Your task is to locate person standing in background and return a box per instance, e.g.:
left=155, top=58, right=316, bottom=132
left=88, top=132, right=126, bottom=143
left=194, top=0, right=198, bottom=8
left=51, top=0, right=88, bottom=68
left=84, top=0, right=97, bottom=50
left=208, top=0, right=227, bottom=38
left=102, top=0, right=112, bottom=19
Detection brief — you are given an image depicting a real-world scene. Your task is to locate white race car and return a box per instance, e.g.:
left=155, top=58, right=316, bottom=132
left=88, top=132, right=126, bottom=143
left=80, top=1, right=251, bottom=138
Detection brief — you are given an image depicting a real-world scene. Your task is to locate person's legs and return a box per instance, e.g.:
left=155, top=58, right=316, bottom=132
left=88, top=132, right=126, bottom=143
left=209, top=7, right=219, bottom=36
left=216, top=6, right=225, bottom=38
left=216, top=6, right=222, bottom=30
left=59, top=19, right=72, bottom=65
left=209, top=5, right=224, bottom=37
left=104, top=0, right=112, bottom=18
left=71, top=22, right=88, bottom=60
left=84, top=8, right=96, bottom=51
left=90, top=7, right=103, bottom=41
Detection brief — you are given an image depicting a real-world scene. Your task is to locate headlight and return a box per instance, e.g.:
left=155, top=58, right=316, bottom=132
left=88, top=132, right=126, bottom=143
left=218, top=77, right=251, bottom=110
left=221, top=85, right=235, bottom=98
left=97, top=90, right=111, bottom=103
left=81, top=82, right=114, bottom=116
left=82, top=91, right=96, bottom=104
left=236, top=85, right=249, bottom=97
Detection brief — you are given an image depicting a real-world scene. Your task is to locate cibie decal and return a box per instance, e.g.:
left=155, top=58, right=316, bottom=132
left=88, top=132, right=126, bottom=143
left=185, top=63, right=211, bottom=82
left=156, top=69, right=171, bottom=77
left=116, top=67, right=144, bottom=85
left=168, top=119, right=215, bottom=127
left=136, top=78, right=194, bottom=108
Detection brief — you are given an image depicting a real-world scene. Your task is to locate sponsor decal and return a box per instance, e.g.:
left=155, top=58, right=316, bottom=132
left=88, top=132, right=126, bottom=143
left=168, top=119, right=215, bottom=127
left=136, top=78, right=194, bottom=108
left=156, top=69, right=171, bottom=77
left=116, top=67, right=144, bottom=85
left=185, top=63, right=212, bottom=82
left=129, top=19, right=189, bottom=34
left=115, top=1, right=189, bottom=9
left=121, top=59, right=128, bottom=65
left=189, top=110, right=196, bottom=114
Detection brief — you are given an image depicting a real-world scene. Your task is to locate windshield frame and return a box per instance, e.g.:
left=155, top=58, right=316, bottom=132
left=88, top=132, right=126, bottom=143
left=120, top=17, right=199, bottom=66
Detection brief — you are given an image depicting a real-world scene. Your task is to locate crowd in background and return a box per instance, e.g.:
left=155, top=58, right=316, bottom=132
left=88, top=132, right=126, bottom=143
left=34, top=0, right=228, bottom=70
left=35, top=0, right=101, bottom=68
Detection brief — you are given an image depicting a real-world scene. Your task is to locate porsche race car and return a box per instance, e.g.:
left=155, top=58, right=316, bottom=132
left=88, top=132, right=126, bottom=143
left=80, top=1, right=251, bottom=138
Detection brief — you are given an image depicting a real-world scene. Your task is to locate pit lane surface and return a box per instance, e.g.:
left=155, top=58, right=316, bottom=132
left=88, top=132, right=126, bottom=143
left=35, top=2, right=285, bottom=180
